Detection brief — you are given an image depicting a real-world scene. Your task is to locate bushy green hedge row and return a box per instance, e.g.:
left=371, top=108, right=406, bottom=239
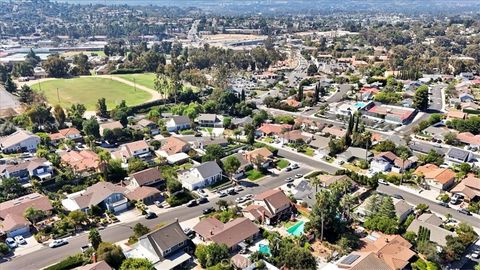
left=44, top=254, right=86, bottom=270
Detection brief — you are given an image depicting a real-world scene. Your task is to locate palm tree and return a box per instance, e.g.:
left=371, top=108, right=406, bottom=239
left=399, top=152, right=410, bottom=185
left=310, top=176, right=323, bottom=193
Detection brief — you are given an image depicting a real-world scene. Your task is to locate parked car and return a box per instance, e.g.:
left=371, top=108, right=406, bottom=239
left=197, top=197, right=208, bottom=204
left=295, top=174, right=303, bottom=178
left=14, top=235, right=26, bottom=245
left=235, top=197, right=247, bottom=203
left=80, top=244, right=92, bottom=253
left=145, top=212, right=157, bottom=219
left=378, top=179, right=389, bottom=185
left=450, top=197, right=461, bottom=205
left=471, top=250, right=480, bottom=259
left=245, top=194, right=254, bottom=199
left=437, top=202, right=449, bottom=208
left=392, top=194, right=404, bottom=200
left=218, top=191, right=227, bottom=197
left=227, top=188, right=236, bottom=195
left=285, top=177, right=294, bottom=183
left=203, top=207, right=215, bottom=215
left=285, top=167, right=292, bottom=172
left=198, top=189, right=206, bottom=195
left=183, top=228, right=195, bottom=238
left=6, top=238, right=17, bottom=249
left=186, top=200, right=198, bottom=207
left=458, top=209, right=472, bottom=216
left=234, top=186, right=244, bottom=192
left=291, top=163, right=299, bottom=169
left=49, top=239, right=68, bottom=248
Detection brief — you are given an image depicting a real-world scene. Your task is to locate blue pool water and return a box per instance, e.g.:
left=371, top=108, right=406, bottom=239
left=286, top=220, right=305, bottom=236
left=259, top=244, right=271, bottom=255
left=354, top=102, right=366, bottom=108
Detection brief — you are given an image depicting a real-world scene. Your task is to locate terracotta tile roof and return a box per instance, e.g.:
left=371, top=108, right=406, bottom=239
left=375, top=151, right=413, bottom=168
left=1, top=213, right=31, bottom=232
left=74, top=261, right=112, bottom=270
left=244, top=147, right=273, bottom=163
left=59, top=128, right=81, bottom=137
left=130, top=167, right=163, bottom=186
left=100, top=121, right=123, bottom=131
left=360, top=233, right=415, bottom=270
left=125, top=186, right=161, bottom=201
left=161, top=136, right=189, bottom=155
left=415, top=164, right=456, bottom=184
left=242, top=204, right=273, bottom=219
left=282, top=98, right=301, bottom=108
left=318, top=174, right=352, bottom=187
left=451, top=174, right=480, bottom=200
left=323, top=126, right=346, bottom=137
left=60, top=150, right=100, bottom=172
left=256, top=123, right=292, bottom=135
left=0, top=192, right=52, bottom=220
left=253, top=188, right=291, bottom=215
left=457, top=132, right=480, bottom=145
left=447, top=110, right=467, bottom=119
left=193, top=217, right=259, bottom=248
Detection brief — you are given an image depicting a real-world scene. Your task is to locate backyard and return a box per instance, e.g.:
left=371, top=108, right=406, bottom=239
left=31, top=77, right=152, bottom=110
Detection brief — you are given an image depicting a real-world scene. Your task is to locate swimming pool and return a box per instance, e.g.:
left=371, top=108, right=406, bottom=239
left=286, top=220, right=305, bottom=236
left=259, top=243, right=271, bottom=255
left=354, top=102, right=367, bottom=108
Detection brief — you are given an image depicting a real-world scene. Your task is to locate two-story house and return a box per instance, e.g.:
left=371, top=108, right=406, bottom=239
left=195, top=114, right=223, bottom=128
left=49, top=128, right=82, bottom=145
left=128, top=167, right=164, bottom=189
left=166, top=116, right=191, bottom=132
left=0, top=158, right=53, bottom=182
left=0, top=130, right=40, bottom=153
left=99, top=121, right=124, bottom=137
left=445, top=147, right=473, bottom=165
left=61, top=182, right=129, bottom=213
left=414, top=164, right=456, bottom=191
left=243, top=189, right=293, bottom=225
left=180, top=161, right=223, bottom=190
left=125, top=219, right=192, bottom=270
left=112, top=140, right=151, bottom=163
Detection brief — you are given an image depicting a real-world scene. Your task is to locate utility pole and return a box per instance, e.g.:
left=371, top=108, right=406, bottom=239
left=56, top=87, right=60, bottom=103
left=134, top=77, right=136, bottom=92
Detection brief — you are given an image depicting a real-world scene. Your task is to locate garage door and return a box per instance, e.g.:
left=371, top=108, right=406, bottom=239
left=113, top=202, right=128, bottom=213
left=8, top=226, right=30, bottom=237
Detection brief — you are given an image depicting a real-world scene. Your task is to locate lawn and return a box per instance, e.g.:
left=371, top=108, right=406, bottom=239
left=304, top=147, right=315, bottom=157
left=276, top=159, right=290, bottom=169
left=61, top=50, right=106, bottom=57
left=246, top=169, right=266, bottom=181
left=31, top=77, right=152, bottom=110
left=342, top=163, right=364, bottom=173
left=117, top=73, right=199, bottom=91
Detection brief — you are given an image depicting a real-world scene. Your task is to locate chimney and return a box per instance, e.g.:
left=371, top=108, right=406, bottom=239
left=210, top=229, right=214, bottom=235
left=92, top=252, right=97, bottom=263
left=175, top=218, right=179, bottom=223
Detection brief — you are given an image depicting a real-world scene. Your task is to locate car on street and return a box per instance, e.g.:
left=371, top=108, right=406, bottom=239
left=14, top=235, right=26, bottom=245
left=49, top=239, right=68, bottom=248
left=437, top=202, right=449, bottom=208
left=471, top=250, right=479, bottom=259
left=197, top=197, right=208, bottom=204
left=186, top=200, right=198, bottom=207
left=145, top=212, right=157, bottom=219
left=285, top=177, right=294, bottom=183
left=6, top=237, right=17, bottom=249
left=378, top=179, right=389, bottom=185
left=235, top=197, right=247, bottom=203
left=227, top=188, right=236, bottom=195
left=234, top=186, right=244, bottom=192
left=154, top=200, right=163, bottom=208
left=295, top=174, right=303, bottom=178
left=291, top=163, right=299, bottom=169
left=285, top=167, right=292, bottom=172
left=392, top=194, right=404, bottom=200
left=245, top=194, right=254, bottom=199
left=218, top=191, right=227, bottom=197
left=198, top=189, right=206, bottom=195
left=458, top=209, right=472, bottom=216
left=203, top=207, right=215, bottom=215
left=80, top=244, right=92, bottom=253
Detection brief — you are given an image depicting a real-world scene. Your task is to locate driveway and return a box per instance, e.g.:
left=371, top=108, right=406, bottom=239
left=326, top=84, right=351, bottom=103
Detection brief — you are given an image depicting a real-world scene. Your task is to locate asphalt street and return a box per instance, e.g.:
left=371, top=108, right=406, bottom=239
left=1, top=165, right=313, bottom=270
left=377, top=184, right=479, bottom=226
left=326, top=84, right=351, bottom=103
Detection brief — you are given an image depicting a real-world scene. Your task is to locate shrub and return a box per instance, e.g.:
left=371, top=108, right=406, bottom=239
left=44, top=254, right=85, bottom=270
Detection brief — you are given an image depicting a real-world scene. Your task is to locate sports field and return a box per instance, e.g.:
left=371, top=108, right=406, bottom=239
left=31, top=77, right=152, bottom=110
left=117, top=73, right=200, bottom=92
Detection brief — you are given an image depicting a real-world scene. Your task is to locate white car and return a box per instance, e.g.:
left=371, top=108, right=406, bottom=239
left=245, top=194, right=254, bottom=199
left=378, top=179, right=389, bottom=185
left=5, top=237, right=17, bottom=249
left=235, top=197, right=247, bottom=203
left=49, top=239, right=68, bottom=248
left=471, top=250, right=479, bottom=259
left=14, top=235, right=27, bottom=245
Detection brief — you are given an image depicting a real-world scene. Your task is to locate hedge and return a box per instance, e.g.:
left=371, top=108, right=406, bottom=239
left=109, top=68, right=144, bottom=74
left=44, top=254, right=86, bottom=270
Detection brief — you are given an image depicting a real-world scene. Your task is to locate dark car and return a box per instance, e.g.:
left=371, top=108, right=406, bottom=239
left=197, top=197, right=208, bottom=204
left=145, top=212, right=157, bottom=219
left=458, top=209, right=472, bottom=216
left=392, top=194, right=404, bottom=200
left=186, top=200, right=198, bottom=207
left=437, top=202, right=450, bottom=208
left=203, top=207, right=215, bottom=215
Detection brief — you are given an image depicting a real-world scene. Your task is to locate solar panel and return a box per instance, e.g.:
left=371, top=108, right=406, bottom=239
left=340, top=254, right=360, bottom=265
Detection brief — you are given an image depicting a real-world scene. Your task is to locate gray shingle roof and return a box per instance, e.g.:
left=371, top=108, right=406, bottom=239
left=447, top=147, right=470, bottom=161
left=140, top=220, right=188, bottom=254
left=171, top=116, right=190, bottom=125
left=196, top=161, right=222, bottom=179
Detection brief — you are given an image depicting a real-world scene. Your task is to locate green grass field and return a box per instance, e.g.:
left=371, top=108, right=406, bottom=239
left=116, top=73, right=200, bottom=92
left=276, top=159, right=290, bottom=169
left=31, top=77, right=152, bottom=110
left=246, top=169, right=266, bottom=181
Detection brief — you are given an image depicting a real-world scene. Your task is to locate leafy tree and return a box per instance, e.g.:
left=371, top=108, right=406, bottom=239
left=96, top=242, right=125, bottom=269
left=96, top=98, right=108, bottom=117
left=120, top=258, right=154, bottom=270
left=0, top=177, right=27, bottom=201
left=4, top=76, right=17, bottom=93
left=403, top=231, right=417, bottom=245
left=328, top=138, right=345, bottom=156
left=297, top=85, right=304, bottom=101
left=43, top=54, right=69, bottom=77
left=72, top=53, right=91, bottom=75
left=418, top=149, right=444, bottom=166
left=166, top=179, right=182, bottom=194
left=223, top=156, right=241, bottom=178
left=414, top=85, right=429, bottom=111
left=24, top=207, right=46, bottom=223
left=216, top=199, right=228, bottom=211
left=0, top=242, right=10, bottom=256
left=133, top=223, right=150, bottom=238
left=195, top=243, right=229, bottom=268
left=444, top=132, right=458, bottom=145
left=244, top=124, right=255, bottom=145
left=106, top=159, right=128, bottom=182
left=18, top=85, right=34, bottom=103
left=26, top=49, right=41, bottom=66
left=443, top=235, right=465, bottom=262
left=13, top=62, right=34, bottom=77
left=68, top=210, right=88, bottom=229
left=374, top=140, right=396, bottom=152
left=455, top=223, right=478, bottom=246
left=26, top=104, right=54, bottom=127
left=307, top=64, right=318, bottom=76
left=53, top=105, right=66, bottom=128
left=202, top=144, right=224, bottom=163
left=89, top=228, right=102, bottom=250
left=0, top=121, right=16, bottom=136
left=127, top=158, right=148, bottom=174
left=83, top=117, right=100, bottom=138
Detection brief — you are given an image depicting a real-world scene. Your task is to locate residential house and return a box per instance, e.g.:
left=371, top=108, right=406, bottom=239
left=125, top=186, right=163, bottom=205
left=451, top=174, right=480, bottom=202
left=393, top=198, right=413, bottom=223
left=136, top=119, right=159, bottom=135
left=49, top=127, right=82, bottom=144
left=457, top=132, right=480, bottom=147
left=193, top=217, right=259, bottom=251
left=60, top=150, right=101, bottom=173
left=445, top=147, right=473, bottom=164
left=99, top=121, right=124, bottom=136
left=255, top=123, right=292, bottom=137
left=195, top=137, right=228, bottom=150
left=231, top=116, right=253, bottom=128
left=308, top=136, right=330, bottom=157
left=179, top=161, right=223, bottom=190
left=292, top=180, right=316, bottom=207
left=414, top=164, right=456, bottom=191
left=61, top=182, right=129, bottom=213
left=221, top=153, right=250, bottom=179
left=243, top=147, right=274, bottom=168
left=423, top=126, right=449, bottom=142
left=0, top=193, right=53, bottom=237
left=459, top=93, right=475, bottom=103
left=125, top=220, right=192, bottom=270
left=166, top=116, right=191, bottom=132
left=357, top=233, right=416, bottom=270
left=337, top=252, right=390, bottom=270
left=294, top=118, right=325, bottom=133
left=282, top=98, right=301, bottom=108
left=322, top=126, right=347, bottom=138
left=195, top=114, right=223, bottom=128
left=407, top=213, right=455, bottom=247
left=408, top=142, right=446, bottom=155
left=370, top=151, right=415, bottom=173
left=243, top=189, right=293, bottom=225
left=280, top=130, right=313, bottom=144
left=446, top=110, right=467, bottom=120
left=129, top=167, right=164, bottom=189
left=112, top=140, right=151, bottom=162
left=159, top=136, right=191, bottom=156
left=0, top=130, right=40, bottom=153
left=337, top=147, right=373, bottom=163
left=0, top=158, right=53, bottom=182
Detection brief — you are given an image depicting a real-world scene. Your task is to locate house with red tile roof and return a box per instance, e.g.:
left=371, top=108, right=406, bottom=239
left=159, top=136, right=190, bottom=156
left=49, top=127, right=82, bottom=144
left=193, top=217, right=259, bottom=251
left=243, top=188, right=293, bottom=225
left=243, top=147, right=274, bottom=168
left=255, top=123, right=292, bottom=137
left=447, top=110, right=467, bottom=120
left=414, top=164, right=456, bottom=191
left=451, top=174, right=480, bottom=201
left=60, top=150, right=101, bottom=173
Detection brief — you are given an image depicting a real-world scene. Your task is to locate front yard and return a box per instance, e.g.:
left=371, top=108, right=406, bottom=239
left=276, top=159, right=290, bottom=169
left=246, top=169, right=266, bottom=181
